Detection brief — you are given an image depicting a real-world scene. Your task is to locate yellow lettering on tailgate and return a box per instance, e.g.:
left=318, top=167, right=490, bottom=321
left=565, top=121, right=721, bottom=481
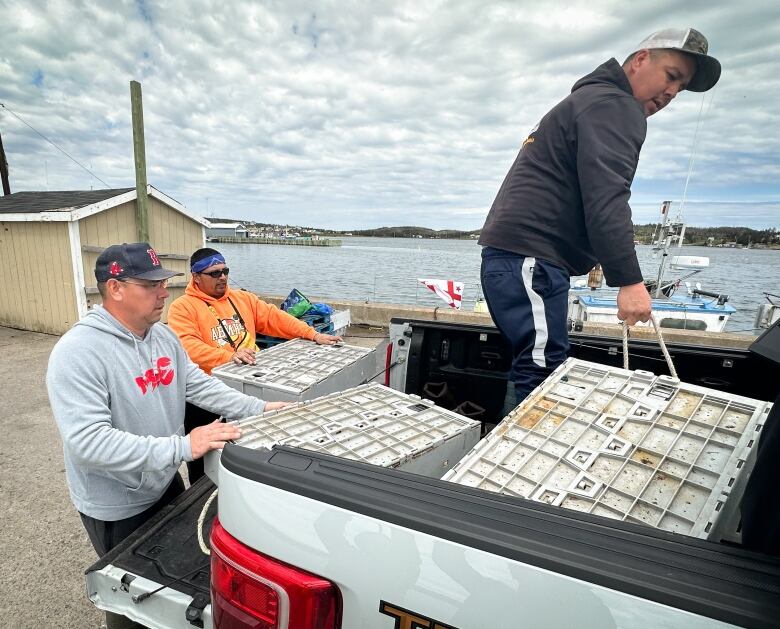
left=379, top=600, right=459, bottom=629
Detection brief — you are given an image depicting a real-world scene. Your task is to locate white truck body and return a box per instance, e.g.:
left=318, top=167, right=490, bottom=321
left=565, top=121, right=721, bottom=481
left=216, top=461, right=739, bottom=629
left=85, top=318, right=780, bottom=629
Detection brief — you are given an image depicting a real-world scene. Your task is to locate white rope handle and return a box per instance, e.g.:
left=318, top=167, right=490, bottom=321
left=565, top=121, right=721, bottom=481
left=622, top=320, right=630, bottom=370
left=197, top=488, right=219, bottom=555
left=621, top=313, right=678, bottom=379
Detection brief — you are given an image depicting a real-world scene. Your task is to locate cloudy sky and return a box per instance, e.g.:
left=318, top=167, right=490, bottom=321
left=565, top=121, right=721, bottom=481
left=1, top=0, right=779, bottom=230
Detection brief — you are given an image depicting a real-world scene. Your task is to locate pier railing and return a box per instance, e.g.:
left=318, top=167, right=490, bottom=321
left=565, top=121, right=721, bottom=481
left=208, top=236, right=341, bottom=247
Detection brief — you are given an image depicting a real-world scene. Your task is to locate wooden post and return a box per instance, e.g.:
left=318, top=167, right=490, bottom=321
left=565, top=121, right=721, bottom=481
left=0, top=131, right=10, bottom=195
left=130, top=81, right=149, bottom=242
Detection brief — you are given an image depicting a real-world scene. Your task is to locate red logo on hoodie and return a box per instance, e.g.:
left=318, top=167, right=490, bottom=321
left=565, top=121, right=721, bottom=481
left=135, top=356, right=175, bottom=394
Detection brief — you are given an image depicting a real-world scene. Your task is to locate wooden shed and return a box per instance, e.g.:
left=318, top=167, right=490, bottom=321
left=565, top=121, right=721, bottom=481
left=0, top=185, right=208, bottom=334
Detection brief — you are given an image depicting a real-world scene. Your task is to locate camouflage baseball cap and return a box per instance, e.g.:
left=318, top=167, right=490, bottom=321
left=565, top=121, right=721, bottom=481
left=634, top=28, right=721, bottom=92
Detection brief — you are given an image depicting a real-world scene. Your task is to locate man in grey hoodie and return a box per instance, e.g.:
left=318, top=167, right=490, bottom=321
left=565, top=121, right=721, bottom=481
left=478, top=28, right=721, bottom=408
left=47, top=242, right=288, bottom=629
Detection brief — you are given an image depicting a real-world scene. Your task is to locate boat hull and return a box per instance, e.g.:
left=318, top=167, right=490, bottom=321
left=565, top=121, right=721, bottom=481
left=570, top=291, right=735, bottom=333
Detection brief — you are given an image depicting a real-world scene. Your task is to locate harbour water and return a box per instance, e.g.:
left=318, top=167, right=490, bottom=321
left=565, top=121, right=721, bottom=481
left=220, top=237, right=779, bottom=334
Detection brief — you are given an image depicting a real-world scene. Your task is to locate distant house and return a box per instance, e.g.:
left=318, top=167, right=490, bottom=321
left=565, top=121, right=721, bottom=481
left=205, top=222, right=249, bottom=239
left=0, top=186, right=208, bottom=334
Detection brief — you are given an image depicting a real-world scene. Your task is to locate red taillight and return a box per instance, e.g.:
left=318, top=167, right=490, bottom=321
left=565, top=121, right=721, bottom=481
left=384, top=342, right=394, bottom=386
left=210, top=518, right=341, bottom=629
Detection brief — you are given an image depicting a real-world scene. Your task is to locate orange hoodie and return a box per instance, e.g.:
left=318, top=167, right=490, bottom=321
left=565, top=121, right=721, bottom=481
left=167, top=280, right=316, bottom=374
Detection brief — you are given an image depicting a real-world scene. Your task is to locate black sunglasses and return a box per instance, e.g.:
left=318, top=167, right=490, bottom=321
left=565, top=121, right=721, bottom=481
left=199, top=267, right=230, bottom=278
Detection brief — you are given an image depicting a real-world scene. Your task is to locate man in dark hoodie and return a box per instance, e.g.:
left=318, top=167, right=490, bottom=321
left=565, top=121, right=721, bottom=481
left=47, top=242, right=290, bottom=629
left=478, top=28, right=721, bottom=406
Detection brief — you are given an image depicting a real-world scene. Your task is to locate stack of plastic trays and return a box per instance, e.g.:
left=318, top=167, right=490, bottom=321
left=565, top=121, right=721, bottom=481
left=206, top=382, right=481, bottom=483
left=443, top=358, right=772, bottom=540
left=212, top=339, right=376, bottom=403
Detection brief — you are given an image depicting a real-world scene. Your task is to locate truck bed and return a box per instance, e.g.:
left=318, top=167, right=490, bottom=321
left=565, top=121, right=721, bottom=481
left=85, top=476, right=217, bottom=628
left=392, top=317, right=776, bottom=425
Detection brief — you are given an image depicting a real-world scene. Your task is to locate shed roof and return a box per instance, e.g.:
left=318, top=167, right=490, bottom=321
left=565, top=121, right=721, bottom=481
left=0, top=188, right=134, bottom=214
left=207, top=222, right=244, bottom=229
left=0, top=185, right=210, bottom=227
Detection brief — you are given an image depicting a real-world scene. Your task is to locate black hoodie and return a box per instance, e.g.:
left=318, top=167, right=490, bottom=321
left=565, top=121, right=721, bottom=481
left=479, top=58, right=646, bottom=286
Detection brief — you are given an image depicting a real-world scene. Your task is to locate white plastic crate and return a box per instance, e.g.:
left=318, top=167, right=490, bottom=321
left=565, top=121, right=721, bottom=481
left=206, top=382, right=481, bottom=483
left=443, top=358, right=772, bottom=540
left=212, top=338, right=376, bottom=403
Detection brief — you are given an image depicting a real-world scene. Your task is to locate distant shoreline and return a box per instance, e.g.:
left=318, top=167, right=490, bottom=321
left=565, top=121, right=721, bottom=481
left=211, top=216, right=779, bottom=247
left=332, top=234, right=780, bottom=249
left=671, top=243, right=780, bottom=250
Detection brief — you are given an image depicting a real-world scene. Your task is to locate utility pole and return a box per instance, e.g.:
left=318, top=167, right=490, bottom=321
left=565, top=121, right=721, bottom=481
left=130, top=80, right=149, bottom=241
left=0, top=130, right=11, bottom=195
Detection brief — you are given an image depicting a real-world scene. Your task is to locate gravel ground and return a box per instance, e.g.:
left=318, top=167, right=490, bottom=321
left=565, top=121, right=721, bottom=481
left=0, top=324, right=388, bottom=628
left=0, top=326, right=104, bottom=628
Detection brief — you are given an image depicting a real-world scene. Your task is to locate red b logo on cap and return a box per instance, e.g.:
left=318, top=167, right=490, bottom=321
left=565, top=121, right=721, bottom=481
left=109, top=261, right=124, bottom=276
left=147, top=249, right=160, bottom=266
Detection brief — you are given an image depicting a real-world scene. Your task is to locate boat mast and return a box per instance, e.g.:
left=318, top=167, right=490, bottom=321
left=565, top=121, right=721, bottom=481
left=652, top=200, right=686, bottom=298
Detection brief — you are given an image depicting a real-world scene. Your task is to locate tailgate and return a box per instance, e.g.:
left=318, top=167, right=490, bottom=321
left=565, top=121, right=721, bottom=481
left=85, top=476, right=217, bottom=629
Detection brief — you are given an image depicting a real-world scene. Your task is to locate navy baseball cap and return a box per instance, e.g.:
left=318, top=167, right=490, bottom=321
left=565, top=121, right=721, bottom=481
left=95, top=242, right=184, bottom=282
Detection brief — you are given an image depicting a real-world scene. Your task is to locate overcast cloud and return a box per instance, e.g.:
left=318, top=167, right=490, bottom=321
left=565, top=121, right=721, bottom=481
left=1, top=0, right=779, bottom=229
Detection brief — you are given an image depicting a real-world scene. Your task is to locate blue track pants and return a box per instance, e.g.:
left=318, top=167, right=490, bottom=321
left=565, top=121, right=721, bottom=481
left=480, top=247, right=570, bottom=403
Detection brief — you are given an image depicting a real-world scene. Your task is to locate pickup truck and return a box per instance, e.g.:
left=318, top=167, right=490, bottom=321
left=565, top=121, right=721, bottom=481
left=85, top=317, right=780, bottom=629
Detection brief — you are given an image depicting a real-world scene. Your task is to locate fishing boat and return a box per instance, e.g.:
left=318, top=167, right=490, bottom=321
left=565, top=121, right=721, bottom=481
left=569, top=201, right=735, bottom=332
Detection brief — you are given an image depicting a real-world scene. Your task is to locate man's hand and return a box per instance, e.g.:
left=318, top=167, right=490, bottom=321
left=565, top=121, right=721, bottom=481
left=264, top=401, right=294, bottom=412
left=313, top=333, right=343, bottom=345
left=232, top=347, right=256, bottom=365
left=617, top=282, right=653, bottom=326
left=189, top=419, right=242, bottom=459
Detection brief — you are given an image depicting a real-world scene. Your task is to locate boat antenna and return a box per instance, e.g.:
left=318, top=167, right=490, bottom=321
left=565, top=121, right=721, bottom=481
left=676, top=89, right=717, bottom=241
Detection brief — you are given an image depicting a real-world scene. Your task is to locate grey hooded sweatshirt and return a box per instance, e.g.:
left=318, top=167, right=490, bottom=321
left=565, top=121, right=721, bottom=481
left=47, top=306, right=266, bottom=520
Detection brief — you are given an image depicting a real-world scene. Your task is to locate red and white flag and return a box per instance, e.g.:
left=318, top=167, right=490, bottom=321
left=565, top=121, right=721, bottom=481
left=418, top=278, right=464, bottom=310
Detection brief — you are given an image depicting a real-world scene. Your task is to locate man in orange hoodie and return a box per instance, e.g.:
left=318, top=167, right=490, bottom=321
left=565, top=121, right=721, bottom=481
left=168, top=247, right=341, bottom=481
